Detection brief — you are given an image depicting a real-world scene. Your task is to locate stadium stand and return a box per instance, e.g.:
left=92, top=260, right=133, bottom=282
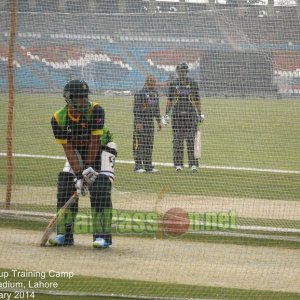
left=1, top=3, right=300, bottom=95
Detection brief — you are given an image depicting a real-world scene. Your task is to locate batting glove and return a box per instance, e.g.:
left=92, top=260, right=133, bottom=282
left=197, top=114, right=205, bottom=123
left=82, top=167, right=98, bottom=186
left=74, top=178, right=89, bottom=197
left=162, top=114, right=170, bottom=126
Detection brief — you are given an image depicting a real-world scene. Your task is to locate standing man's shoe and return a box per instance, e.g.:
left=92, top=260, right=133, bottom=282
left=191, top=166, right=198, bottom=172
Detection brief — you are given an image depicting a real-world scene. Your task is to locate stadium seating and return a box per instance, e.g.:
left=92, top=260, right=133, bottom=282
left=1, top=9, right=300, bottom=94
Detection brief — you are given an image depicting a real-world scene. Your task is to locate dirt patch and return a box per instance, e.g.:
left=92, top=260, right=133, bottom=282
left=0, top=228, right=299, bottom=294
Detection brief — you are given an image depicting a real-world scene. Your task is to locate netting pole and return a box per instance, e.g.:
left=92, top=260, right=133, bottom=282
left=6, top=0, right=17, bottom=209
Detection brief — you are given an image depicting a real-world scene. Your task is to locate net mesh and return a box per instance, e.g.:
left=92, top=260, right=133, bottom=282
left=1, top=1, right=300, bottom=299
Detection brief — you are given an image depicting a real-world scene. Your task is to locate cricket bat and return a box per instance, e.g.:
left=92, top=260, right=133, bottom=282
left=194, top=126, right=201, bottom=159
left=39, top=192, right=78, bottom=247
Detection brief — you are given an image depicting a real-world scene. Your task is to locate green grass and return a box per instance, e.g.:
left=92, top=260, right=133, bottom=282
left=1, top=268, right=299, bottom=300
left=1, top=94, right=299, bottom=201
left=1, top=157, right=299, bottom=200
left=1, top=94, right=300, bottom=170
left=1, top=94, right=300, bottom=200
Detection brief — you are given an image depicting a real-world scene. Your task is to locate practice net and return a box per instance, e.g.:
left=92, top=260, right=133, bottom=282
left=0, top=1, right=300, bottom=299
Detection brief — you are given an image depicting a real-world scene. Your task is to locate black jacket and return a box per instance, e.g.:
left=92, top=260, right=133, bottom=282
left=168, top=77, right=200, bottom=120
left=133, top=87, right=161, bottom=126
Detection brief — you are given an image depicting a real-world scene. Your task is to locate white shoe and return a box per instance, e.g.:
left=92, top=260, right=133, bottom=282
left=191, top=166, right=198, bottom=172
left=175, top=166, right=183, bottom=172
left=135, top=168, right=146, bottom=173
left=148, top=168, right=159, bottom=173
left=48, top=234, right=74, bottom=246
left=93, top=238, right=109, bottom=248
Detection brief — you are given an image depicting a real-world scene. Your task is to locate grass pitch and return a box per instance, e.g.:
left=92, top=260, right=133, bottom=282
left=1, top=94, right=300, bottom=171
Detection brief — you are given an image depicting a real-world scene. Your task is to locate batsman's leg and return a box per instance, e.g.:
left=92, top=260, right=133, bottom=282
left=90, top=174, right=113, bottom=248
left=49, top=172, right=78, bottom=246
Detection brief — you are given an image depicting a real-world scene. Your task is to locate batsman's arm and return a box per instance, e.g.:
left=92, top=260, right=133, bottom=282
left=62, top=143, right=92, bottom=196
left=51, top=116, right=84, bottom=169
left=85, top=134, right=101, bottom=166
left=85, top=105, right=105, bottom=167
left=62, top=144, right=83, bottom=174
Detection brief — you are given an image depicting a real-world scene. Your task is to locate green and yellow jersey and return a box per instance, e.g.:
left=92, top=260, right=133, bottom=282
left=51, top=101, right=110, bottom=170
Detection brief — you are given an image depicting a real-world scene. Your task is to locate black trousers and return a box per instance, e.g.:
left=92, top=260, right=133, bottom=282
left=172, top=118, right=198, bottom=168
left=133, top=123, right=154, bottom=171
left=57, top=172, right=112, bottom=244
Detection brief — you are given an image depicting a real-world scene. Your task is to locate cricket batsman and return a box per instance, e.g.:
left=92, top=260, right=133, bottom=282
left=49, top=79, right=117, bottom=248
left=162, top=63, right=204, bottom=172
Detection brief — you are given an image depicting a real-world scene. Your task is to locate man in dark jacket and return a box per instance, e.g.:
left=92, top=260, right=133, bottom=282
left=163, top=63, right=204, bottom=172
left=133, top=74, right=162, bottom=173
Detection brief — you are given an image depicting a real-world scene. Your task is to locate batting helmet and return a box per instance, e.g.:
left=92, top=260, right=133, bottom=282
left=63, top=79, right=90, bottom=113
